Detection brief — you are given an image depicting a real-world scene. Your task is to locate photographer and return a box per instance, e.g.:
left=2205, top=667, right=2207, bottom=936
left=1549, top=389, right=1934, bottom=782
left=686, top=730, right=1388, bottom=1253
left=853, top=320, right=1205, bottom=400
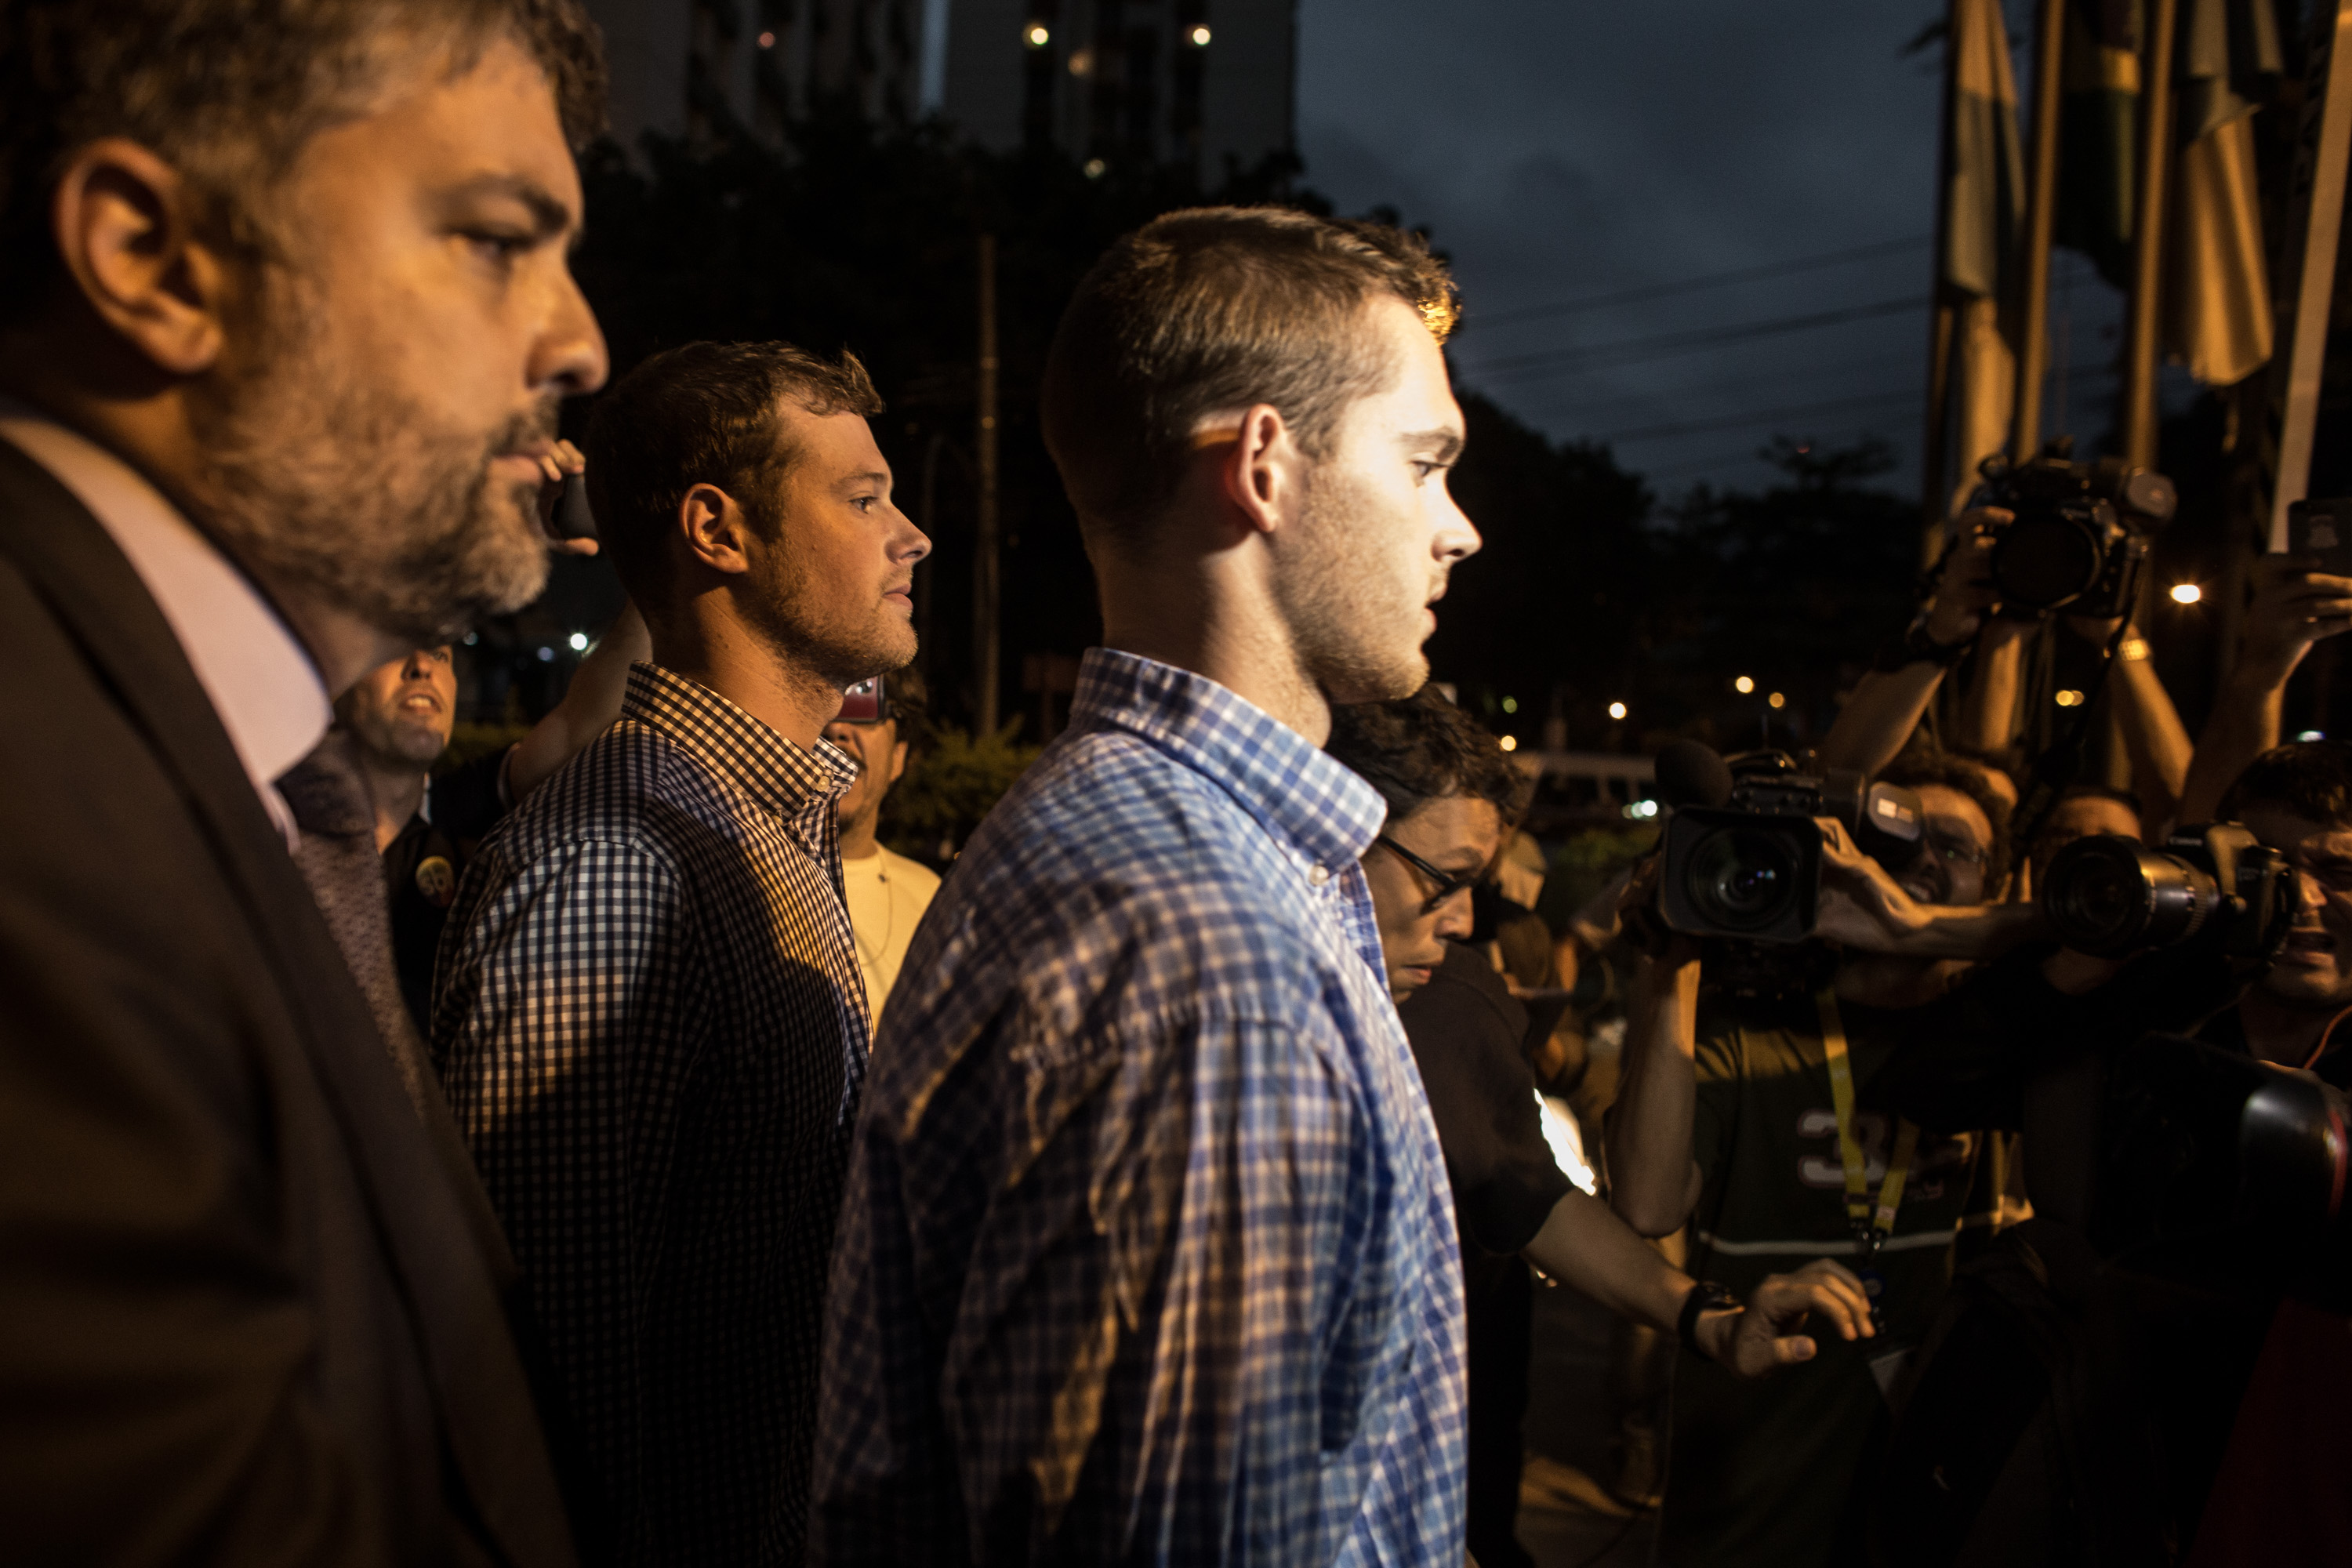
left=1326, top=691, right=1875, bottom=1568
left=2179, top=552, right=2352, bottom=823
left=1607, top=753, right=2096, bottom=1568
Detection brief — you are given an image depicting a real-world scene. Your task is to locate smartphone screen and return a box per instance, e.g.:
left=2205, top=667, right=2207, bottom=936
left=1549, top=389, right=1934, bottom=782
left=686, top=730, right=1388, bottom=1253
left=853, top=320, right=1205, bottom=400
left=837, top=677, right=884, bottom=722
left=2285, top=499, right=2352, bottom=578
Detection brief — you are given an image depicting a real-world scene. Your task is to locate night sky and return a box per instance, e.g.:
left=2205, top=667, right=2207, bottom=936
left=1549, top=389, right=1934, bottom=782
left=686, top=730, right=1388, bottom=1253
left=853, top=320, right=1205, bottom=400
left=1295, top=0, right=2138, bottom=499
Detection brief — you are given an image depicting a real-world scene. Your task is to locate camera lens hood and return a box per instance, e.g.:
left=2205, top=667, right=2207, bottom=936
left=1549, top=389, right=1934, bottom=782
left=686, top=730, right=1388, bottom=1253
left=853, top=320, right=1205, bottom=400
left=1993, top=511, right=2105, bottom=611
left=2042, top=833, right=2222, bottom=956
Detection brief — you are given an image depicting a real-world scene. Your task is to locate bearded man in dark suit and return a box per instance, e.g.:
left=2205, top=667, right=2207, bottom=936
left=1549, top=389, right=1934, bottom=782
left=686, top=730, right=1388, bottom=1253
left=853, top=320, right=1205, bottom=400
left=0, top=2, right=611, bottom=1561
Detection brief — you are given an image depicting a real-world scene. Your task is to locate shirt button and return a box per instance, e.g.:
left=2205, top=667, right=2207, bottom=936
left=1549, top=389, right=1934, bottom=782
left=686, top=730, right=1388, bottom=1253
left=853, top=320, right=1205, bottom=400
left=1308, top=865, right=1330, bottom=885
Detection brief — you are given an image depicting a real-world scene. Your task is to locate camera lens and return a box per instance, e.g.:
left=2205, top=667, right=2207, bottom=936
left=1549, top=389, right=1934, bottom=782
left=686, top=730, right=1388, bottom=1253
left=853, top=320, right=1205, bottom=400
left=1994, top=514, right=2103, bottom=610
left=1688, top=826, right=1801, bottom=933
left=2042, top=835, right=2220, bottom=956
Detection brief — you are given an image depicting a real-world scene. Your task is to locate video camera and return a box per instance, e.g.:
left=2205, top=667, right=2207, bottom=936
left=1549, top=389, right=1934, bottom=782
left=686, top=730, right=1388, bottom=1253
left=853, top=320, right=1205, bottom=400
left=1969, top=445, right=2177, bottom=619
left=1653, top=742, right=1926, bottom=943
left=2038, top=824, right=2294, bottom=960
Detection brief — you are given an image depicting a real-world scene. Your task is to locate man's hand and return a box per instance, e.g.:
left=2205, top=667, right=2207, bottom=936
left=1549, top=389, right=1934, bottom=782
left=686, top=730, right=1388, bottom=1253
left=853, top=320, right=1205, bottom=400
left=1700, top=1258, right=1877, bottom=1377
left=1815, top=817, right=1933, bottom=942
left=535, top=437, right=595, bottom=557
left=2241, top=554, right=2352, bottom=683
left=1926, top=508, right=2006, bottom=646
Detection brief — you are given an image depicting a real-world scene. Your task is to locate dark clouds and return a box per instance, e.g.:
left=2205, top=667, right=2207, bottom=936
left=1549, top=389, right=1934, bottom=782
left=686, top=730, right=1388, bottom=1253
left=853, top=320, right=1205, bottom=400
left=1295, top=2, right=1986, bottom=494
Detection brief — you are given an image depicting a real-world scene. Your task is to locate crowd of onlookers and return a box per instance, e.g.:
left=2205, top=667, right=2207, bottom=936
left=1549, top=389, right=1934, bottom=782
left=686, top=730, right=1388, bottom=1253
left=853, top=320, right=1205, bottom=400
left=5, top=3, right=2350, bottom=1566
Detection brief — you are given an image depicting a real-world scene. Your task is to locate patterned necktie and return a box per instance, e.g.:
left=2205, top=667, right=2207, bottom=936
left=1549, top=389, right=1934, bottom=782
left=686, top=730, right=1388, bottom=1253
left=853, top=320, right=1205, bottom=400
left=277, top=728, right=437, bottom=1120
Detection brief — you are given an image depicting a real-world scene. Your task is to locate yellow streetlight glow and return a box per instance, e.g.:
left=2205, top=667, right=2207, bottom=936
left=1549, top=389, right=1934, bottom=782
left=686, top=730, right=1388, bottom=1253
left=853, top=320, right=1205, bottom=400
left=1767, top=691, right=1786, bottom=710
left=1499, top=735, right=1519, bottom=753
left=1023, top=20, right=1050, bottom=46
left=1608, top=701, right=1628, bottom=720
left=1733, top=675, right=1755, bottom=695
left=1189, top=24, right=1212, bottom=45
left=2170, top=583, right=2203, bottom=604
left=2056, top=688, right=2086, bottom=708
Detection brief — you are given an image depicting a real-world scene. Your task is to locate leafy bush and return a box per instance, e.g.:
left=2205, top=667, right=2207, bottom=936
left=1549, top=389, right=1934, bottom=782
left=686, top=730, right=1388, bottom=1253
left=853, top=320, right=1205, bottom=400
left=880, top=722, right=1042, bottom=866
left=1537, top=826, right=1659, bottom=933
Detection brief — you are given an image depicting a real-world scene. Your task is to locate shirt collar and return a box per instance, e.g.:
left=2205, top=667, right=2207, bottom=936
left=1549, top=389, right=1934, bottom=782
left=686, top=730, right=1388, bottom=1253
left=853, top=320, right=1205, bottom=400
left=0, top=401, right=329, bottom=844
left=622, top=661, right=857, bottom=820
left=1067, top=647, right=1388, bottom=875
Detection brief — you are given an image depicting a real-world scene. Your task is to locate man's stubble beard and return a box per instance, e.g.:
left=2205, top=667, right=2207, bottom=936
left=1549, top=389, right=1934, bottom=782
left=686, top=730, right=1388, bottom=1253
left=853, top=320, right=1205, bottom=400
left=739, top=492, right=915, bottom=693
left=187, top=274, right=554, bottom=647
left=1275, top=463, right=1433, bottom=705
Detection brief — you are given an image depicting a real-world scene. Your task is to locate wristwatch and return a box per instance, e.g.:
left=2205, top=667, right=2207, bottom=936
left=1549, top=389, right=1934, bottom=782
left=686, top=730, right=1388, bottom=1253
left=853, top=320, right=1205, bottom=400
left=1677, top=1279, right=1740, bottom=1360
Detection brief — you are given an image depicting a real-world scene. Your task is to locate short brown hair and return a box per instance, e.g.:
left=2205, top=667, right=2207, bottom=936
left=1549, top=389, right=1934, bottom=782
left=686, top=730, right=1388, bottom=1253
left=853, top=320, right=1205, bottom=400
left=2217, top=739, right=2352, bottom=826
left=584, top=339, right=884, bottom=610
left=1882, top=751, right=2014, bottom=895
left=1326, top=686, right=1532, bottom=828
left=1040, top=205, right=1458, bottom=546
left=0, top=0, right=606, bottom=318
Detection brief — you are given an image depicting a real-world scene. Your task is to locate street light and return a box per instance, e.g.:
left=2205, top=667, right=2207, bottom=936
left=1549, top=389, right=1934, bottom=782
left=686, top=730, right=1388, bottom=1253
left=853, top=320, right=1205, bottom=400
left=568, top=631, right=589, bottom=652
left=1023, top=20, right=1050, bottom=47
left=2170, top=583, right=2203, bottom=604
left=1767, top=691, right=1786, bottom=710
left=1189, top=24, right=1211, bottom=45
left=1499, top=735, right=1519, bottom=753
left=1733, top=675, right=1755, bottom=695
left=1608, top=701, right=1628, bottom=720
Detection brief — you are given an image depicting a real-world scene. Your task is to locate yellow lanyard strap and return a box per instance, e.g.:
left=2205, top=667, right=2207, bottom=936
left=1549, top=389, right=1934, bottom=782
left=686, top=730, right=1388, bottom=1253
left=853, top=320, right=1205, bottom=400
left=1817, top=988, right=1919, bottom=1251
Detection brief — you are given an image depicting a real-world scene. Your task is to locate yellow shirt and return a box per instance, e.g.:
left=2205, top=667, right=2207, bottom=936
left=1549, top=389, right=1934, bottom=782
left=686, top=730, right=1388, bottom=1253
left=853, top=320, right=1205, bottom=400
left=840, top=844, right=942, bottom=1029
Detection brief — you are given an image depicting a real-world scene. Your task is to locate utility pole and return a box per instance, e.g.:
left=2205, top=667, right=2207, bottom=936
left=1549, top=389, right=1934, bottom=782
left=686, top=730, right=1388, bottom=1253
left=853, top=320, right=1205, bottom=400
left=974, top=232, right=1001, bottom=735
left=2011, top=0, right=2069, bottom=463
left=2118, top=0, right=2183, bottom=467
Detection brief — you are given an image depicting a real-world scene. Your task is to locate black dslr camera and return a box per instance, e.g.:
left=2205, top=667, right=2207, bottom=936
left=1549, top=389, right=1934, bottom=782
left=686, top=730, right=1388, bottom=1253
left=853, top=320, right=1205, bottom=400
left=2038, top=823, right=2294, bottom=960
left=1970, top=446, right=2177, bottom=618
left=1654, top=744, right=1926, bottom=944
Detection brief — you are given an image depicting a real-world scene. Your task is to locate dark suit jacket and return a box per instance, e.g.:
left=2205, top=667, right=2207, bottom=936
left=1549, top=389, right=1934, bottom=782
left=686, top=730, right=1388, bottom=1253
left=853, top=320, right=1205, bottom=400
left=0, top=436, right=579, bottom=1565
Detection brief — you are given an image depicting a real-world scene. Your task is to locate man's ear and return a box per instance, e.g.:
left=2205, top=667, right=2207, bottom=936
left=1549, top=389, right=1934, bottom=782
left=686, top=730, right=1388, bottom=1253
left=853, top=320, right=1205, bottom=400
left=1214, top=403, right=1303, bottom=538
left=678, top=482, right=755, bottom=576
left=49, top=138, right=230, bottom=378
left=887, top=736, right=909, bottom=787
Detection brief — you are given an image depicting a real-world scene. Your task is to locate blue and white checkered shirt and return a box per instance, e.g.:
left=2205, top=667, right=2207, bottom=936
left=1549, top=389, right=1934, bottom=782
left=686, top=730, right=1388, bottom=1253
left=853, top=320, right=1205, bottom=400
left=811, top=648, right=1468, bottom=1566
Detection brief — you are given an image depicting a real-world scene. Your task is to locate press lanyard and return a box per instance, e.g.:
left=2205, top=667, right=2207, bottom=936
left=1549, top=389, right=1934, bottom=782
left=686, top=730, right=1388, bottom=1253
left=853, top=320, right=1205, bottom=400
left=1817, top=988, right=1918, bottom=1255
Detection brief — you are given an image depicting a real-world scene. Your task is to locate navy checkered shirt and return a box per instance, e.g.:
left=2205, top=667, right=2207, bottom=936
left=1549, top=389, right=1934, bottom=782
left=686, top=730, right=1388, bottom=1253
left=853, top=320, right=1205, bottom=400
left=433, top=662, right=869, bottom=1566
left=811, top=648, right=1468, bottom=1565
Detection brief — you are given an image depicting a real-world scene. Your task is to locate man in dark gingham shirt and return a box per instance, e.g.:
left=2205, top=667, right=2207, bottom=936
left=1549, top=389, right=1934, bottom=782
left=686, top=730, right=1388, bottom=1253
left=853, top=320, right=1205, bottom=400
left=434, top=342, right=928, bottom=1566
left=815, top=211, right=1484, bottom=1564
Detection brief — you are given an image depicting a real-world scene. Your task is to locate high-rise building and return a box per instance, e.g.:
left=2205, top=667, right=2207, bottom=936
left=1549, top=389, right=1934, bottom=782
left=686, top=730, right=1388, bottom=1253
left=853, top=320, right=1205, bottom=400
left=941, top=1, right=1297, bottom=182
left=582, top=0, right=1295, bottom=182
left=586, top=1, right=935, bottom=149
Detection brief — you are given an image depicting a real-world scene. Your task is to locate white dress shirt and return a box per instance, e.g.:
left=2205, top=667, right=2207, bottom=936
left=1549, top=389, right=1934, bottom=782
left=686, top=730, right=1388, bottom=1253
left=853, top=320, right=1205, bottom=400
left=0, top=401, right=328, bottom=848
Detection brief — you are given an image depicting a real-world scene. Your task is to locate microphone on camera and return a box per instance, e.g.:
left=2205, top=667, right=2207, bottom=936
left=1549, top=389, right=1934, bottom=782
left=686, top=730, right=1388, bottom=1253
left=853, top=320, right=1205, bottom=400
left=1654, top=739, right=1734, bottom=811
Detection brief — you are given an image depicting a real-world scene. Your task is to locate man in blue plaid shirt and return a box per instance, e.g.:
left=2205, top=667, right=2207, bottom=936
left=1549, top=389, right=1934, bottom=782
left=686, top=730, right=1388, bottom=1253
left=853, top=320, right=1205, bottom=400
left=813, top=209, right=1484, bottom=1563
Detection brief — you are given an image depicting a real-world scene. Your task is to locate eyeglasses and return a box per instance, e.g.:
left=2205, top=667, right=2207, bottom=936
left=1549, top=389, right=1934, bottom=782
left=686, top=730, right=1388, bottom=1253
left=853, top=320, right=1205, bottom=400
left=1919, top=829, right=1989, bottom=868
left=1375, top=835, right=1481, bottom=915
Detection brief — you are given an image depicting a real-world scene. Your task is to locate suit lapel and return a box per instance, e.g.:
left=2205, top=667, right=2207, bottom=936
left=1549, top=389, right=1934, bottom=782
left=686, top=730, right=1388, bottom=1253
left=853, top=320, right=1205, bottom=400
left=0, top=437, right=575, bottom=1567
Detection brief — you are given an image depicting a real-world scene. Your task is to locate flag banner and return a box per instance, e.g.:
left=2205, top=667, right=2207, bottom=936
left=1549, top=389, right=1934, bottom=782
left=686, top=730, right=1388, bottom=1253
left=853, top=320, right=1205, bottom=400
left=2165, top=0, right=2281, bottom=385
left=1942, top=0, right=2027, bottom=485
left=2057, top=0, right=2143, bottom=289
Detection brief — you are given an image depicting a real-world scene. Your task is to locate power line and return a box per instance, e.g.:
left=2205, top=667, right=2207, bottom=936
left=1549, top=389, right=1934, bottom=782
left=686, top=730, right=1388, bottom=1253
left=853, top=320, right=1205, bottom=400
left=1590, top=361, right=2121, bottom=462
left=1515, top=345, right=1936, bottom=423
left=1461, top=296, right=1927, bottom=382
left=1468, top=235, right=1932, bottom=327
left=1589, top=387, right=1926, bottom=445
